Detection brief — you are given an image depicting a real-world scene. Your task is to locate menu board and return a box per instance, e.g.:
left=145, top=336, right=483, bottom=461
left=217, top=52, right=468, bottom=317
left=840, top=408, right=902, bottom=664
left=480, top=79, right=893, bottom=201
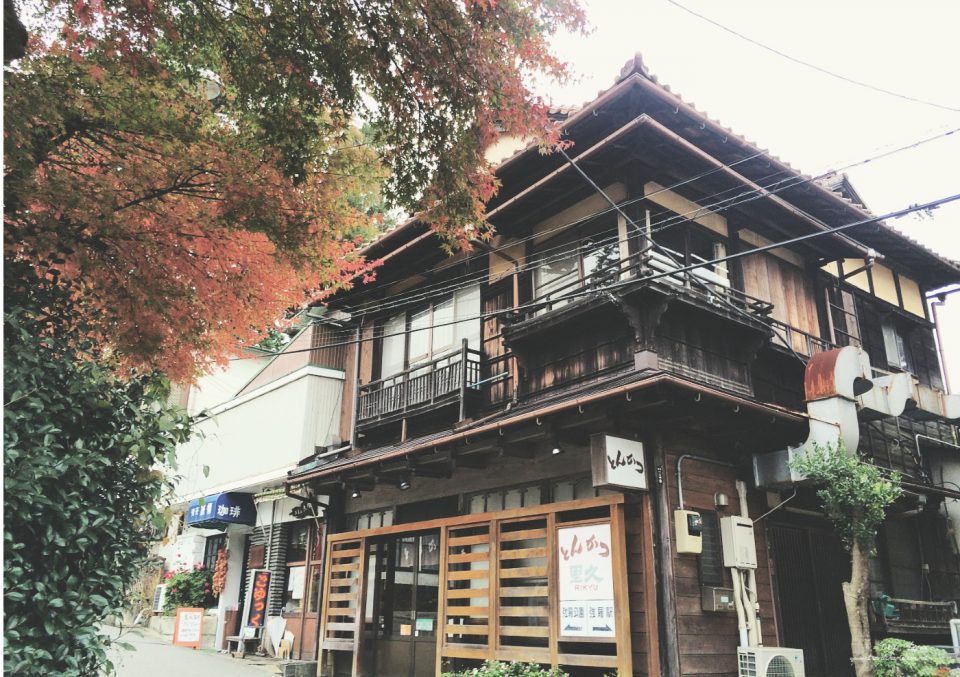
left=557, top=523, right=616, bottom=638
left=172, top=607, right=204, bottom=649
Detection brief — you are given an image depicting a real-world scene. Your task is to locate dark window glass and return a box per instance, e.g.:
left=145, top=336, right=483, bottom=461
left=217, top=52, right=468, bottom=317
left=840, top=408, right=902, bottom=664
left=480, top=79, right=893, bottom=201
left=203, top=534, right=226, bottom=571
left=287, top=523, right=309, bottom=563
left=698, top=511, right=724, bottom=587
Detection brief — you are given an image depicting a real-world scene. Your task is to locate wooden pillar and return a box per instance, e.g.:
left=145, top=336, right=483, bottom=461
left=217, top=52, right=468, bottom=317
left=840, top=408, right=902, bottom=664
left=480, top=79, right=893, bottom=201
left=649, top=435, right=681, bottom=677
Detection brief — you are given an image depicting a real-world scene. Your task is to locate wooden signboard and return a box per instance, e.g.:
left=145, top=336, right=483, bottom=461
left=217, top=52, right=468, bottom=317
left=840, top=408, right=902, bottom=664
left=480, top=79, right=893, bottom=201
left=590, top=434, right=647, bottom=491
left=172, top=607, right=204, bottom=649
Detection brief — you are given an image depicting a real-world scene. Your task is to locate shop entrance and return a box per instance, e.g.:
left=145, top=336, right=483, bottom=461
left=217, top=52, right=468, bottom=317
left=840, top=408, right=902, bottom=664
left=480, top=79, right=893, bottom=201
left=364, top=532, right=441, bottom=677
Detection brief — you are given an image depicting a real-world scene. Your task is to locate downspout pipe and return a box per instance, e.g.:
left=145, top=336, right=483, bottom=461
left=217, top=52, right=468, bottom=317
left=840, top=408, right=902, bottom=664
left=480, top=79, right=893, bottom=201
left=737, top=480, right=762, bottom=647
left=931, top=294, right=953, bottom=395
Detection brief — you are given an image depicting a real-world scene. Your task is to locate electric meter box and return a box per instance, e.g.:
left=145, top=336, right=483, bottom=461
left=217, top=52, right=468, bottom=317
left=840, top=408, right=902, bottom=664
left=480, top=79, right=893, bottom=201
left=674, top=509, right=703, bottom=554
left=720, top=515, right=757, bottom=569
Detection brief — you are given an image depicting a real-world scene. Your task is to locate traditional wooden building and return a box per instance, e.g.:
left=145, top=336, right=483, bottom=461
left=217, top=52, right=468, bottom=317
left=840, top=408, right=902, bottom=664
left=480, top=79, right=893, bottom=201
left=285, top=55, right=960, bottom=677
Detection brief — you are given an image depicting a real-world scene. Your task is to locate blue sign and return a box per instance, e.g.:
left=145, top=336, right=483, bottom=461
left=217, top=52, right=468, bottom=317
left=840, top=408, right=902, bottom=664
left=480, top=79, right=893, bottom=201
left=185, top=492, right=256, bottom=528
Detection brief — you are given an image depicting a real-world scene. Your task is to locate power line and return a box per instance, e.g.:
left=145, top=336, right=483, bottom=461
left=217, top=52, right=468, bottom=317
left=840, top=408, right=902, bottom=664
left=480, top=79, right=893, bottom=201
left=665, top=0, right=960, bottom=114
left=330, top=124, right=958, bottom=322
left=231, top=191, right=960, bottom=359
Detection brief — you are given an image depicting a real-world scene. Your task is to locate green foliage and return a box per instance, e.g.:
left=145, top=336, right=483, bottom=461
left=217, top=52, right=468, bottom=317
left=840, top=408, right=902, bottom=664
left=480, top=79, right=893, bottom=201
left=790, top=442, right=902, bottom=553
left=162, top=564, right=214, bottom=612
left=873, top=638, right=952, bottom=677
left=442, top=661, right=568, bottom=677
left=3, top=260, right=192, bottom=676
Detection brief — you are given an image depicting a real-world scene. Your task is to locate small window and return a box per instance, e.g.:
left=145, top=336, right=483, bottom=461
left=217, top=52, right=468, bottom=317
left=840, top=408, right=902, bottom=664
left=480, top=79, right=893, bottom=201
left=350, top=509, right=394, bottom=531
left=203, top=534, right=226, bottom=571
left=698, top=511, right=724, bottom=587
left=465, top=483, right=543, bottom=514
left=881, top=319, right=910, bottom=371
left=550, top=476, right=601, bottom=503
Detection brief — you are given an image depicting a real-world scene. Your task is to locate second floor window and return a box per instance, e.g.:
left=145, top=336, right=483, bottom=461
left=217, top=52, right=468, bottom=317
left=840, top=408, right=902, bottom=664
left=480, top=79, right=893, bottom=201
left=379, top=286, right=481, bottom=379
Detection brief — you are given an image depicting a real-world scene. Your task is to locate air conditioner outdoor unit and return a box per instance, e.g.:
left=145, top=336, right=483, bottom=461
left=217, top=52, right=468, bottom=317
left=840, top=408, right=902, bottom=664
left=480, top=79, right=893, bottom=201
left=738, top=647, right=805, bottom=677
left=151, top=584, right=167, bottom=613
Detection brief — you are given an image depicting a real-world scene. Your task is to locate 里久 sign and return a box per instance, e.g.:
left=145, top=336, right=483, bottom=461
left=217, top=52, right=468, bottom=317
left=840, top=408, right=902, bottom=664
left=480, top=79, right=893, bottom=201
left=590, top=434, right=647, bottom=491
left=185, top=492, right=256, bottom=527
left=557, top=523, right=616, bottom=638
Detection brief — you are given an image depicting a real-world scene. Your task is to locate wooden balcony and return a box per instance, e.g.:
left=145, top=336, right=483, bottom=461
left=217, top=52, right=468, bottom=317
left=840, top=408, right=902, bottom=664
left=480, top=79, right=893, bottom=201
left=503, top=245, right=774, bottom=344
left=357, top=340, right=483, bottom=431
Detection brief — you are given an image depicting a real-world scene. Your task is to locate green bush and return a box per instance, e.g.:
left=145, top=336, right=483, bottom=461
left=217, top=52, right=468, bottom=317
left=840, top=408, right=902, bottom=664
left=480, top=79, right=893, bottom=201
left=163, top=565, right=215, bottom=612
left=873, top=638, right=953, bottom=677
left=4, top=261, right=191, bottom=675
left=442, top=661, right=568, bottom=677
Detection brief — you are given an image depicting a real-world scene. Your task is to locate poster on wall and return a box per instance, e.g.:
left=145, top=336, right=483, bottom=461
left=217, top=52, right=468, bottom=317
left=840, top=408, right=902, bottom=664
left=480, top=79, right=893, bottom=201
left=245, top=570, right=271, bottom=628
left=557, top=523, right=616, bottom=639
left=172, top=607, right=204, bottom=649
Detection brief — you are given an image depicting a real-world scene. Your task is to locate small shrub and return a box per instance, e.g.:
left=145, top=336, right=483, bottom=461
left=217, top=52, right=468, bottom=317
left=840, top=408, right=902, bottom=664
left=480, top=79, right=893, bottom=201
left=442, top=661, right=568, bottom=677
left=873, top=638, right=952, bottom=677
left=163, top=565, right=214, bottom=612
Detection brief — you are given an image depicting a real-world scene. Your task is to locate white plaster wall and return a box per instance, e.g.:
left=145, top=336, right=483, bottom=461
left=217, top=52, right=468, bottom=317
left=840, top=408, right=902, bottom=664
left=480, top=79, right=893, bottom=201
left=172, top=368, right=344, bottom=502
left=156, top=529, right=216, bottom=571
left=214, top=529, right=249, bottom=649
left=187, top=358, right=272, bottom=416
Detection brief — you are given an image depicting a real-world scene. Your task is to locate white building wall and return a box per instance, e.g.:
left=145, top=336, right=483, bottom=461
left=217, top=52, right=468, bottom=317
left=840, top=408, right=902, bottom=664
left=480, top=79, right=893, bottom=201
left=187, top=357, right=272, bottom=416
left=172, top=366, right=345, bottom=502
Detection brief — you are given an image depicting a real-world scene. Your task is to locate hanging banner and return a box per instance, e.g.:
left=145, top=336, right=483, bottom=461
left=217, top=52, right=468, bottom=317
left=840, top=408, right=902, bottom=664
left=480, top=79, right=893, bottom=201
left=245, top=570, right=271, bottom=628
left=172, top=607, right=204, bottom=649
left=557, top=523, right=616, bottom=638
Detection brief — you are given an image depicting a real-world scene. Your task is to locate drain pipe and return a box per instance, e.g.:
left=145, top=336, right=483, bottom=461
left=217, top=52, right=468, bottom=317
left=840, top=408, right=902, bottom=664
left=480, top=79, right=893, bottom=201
left=931, top=294, right=952, bottom=395
left=737, top=480, right=762, bottom=647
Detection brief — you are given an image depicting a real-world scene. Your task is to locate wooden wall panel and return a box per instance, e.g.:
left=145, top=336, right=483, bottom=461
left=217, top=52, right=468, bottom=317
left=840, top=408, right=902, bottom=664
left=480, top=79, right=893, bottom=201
left=663, top=449, right=780, bottom=676
left=742, top=252, right=821, bottom=353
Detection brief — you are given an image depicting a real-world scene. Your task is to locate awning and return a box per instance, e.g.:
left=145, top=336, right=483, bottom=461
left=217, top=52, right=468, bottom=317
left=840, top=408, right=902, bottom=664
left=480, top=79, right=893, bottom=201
left=185, top=492, right=257, bottom=529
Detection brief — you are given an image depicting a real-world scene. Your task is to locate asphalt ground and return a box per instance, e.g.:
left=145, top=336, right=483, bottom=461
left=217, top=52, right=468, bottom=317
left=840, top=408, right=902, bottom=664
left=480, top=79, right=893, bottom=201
left=106, top=626, right=278, bottom=677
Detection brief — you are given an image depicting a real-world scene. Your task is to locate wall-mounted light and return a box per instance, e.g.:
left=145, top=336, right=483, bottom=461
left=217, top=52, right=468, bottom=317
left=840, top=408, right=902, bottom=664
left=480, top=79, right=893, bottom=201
left=398, top=476, right=411, bottom=491
left=714, top=491, right=729, bottom=511
left=551, top=431, right=563, bottom=456
left=350, top=489, right=361, bottom=499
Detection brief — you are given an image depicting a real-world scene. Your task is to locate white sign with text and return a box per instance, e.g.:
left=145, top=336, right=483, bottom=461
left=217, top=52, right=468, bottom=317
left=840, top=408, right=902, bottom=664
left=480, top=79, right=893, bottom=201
left=557, top=523, right=616, bottom=638
left=590, top=434, right=647, bottom=491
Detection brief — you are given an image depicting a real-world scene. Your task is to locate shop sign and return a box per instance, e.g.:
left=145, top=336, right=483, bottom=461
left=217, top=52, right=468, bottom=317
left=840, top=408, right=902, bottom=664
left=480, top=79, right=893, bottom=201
left=185, top=492, right=256, bottom=527
left=172, top=607, right=203, bottom=649
left=590, top=434, right=647, bottom=491
left=245, top=570, right=271, bottom=628
left=557, top=523, right=616, bottom=638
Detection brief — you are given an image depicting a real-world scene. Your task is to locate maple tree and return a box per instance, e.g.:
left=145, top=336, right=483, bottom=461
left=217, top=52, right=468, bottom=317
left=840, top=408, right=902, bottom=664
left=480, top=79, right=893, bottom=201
left=5, top=0, right=587, bottom=379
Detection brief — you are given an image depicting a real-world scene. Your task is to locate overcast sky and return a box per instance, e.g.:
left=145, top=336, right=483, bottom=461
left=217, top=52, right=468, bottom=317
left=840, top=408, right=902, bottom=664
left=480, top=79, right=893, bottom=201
left=539, top=0, right=960, bottom=391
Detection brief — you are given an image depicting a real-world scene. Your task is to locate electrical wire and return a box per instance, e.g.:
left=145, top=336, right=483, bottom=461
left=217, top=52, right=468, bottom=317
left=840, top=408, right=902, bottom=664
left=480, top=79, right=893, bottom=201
left=331, top=123, right=959, bottom=322
left=305, top=120, right=957, bottom=336
left=234, top=123, right=959, bottom=349
left=230, top=191, right=960, bottom=359
left=665, top=0, right=960, bottom=114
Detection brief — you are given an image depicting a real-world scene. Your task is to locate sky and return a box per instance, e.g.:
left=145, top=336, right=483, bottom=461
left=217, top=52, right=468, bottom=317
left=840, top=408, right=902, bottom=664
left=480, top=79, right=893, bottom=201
left=539, top=0, right=960, bottom=391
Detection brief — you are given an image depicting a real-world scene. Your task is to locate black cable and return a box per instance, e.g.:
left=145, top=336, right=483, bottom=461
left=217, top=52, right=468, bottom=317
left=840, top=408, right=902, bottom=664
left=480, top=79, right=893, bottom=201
left=666, top=0, right=960, bottom=114
left=231, top=191, right=960, bottom=359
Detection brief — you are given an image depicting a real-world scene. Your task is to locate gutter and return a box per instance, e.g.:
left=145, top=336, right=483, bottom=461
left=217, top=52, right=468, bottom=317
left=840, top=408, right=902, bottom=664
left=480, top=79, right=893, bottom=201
left=285, top=372, right=806, bottom=485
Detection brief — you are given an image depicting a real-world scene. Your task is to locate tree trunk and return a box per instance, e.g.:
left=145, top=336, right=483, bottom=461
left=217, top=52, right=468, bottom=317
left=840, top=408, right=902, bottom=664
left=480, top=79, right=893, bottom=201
left=844, top=541, right=874, bottom=677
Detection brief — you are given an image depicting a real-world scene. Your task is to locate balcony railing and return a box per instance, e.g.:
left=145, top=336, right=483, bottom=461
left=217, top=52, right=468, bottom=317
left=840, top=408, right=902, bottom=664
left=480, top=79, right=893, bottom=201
left=357, top=340, right=483, bottom=427
left=767, top=318, right=839, bottom=358
left=510, top=244, right=773, bottom=325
